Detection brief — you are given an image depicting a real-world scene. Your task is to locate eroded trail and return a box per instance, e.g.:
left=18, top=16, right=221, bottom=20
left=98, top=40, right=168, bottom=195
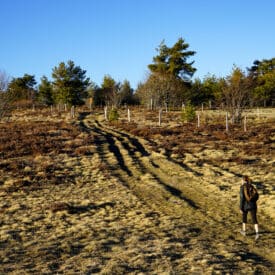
left=80, top=114, right=274, bottom=273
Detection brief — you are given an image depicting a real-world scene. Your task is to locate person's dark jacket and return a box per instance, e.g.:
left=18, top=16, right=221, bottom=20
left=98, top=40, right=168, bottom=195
left=240, top=184, right=257, bottom=211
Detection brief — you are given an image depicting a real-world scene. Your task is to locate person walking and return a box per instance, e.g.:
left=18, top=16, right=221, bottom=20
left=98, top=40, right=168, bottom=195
left=240, top=175, right=259, bottom=240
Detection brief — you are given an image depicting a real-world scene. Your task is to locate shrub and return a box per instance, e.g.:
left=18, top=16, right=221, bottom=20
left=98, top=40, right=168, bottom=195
left=181, top=103, right=196, bottom=122
left=108, top=108, right=119, bottom=121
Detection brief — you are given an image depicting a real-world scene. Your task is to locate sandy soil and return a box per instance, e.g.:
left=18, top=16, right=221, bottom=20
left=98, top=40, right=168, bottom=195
left=0, top=108, right=274, bottom=274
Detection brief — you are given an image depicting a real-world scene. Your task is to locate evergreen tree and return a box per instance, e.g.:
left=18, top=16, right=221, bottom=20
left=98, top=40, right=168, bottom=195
left=140, top=38, right=196, bottom=108
left=52, top=60, right=90, bottom=106
left=189, top=78, right=204, bottom=105
left=181, top=101, right=196, bottom=122
left=120, top=80, right=134, bottom=105
left=148, top=37, right=196, bottom=82
left=8, top=74, right=37, bottom=101
left=248, top=58, right=275, bottom=106
left=100, top=75, right=122, bottom=107
left=38, top=76, right=53, bottom=106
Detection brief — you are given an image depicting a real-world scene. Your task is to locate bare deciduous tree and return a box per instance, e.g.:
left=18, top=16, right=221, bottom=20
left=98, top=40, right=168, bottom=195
left=0, top=70, right=9, bottom=91
left=0, top=71, right=13, bottom=120
left=221, top=66, right=253, bottom=123
left=136, top=73, right=185, bottom=109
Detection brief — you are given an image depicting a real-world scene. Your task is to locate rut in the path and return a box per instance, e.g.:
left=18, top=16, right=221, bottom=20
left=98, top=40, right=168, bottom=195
left=91, top=120, right=201, bottom=216
left=80, top=115, right=275, bottom=272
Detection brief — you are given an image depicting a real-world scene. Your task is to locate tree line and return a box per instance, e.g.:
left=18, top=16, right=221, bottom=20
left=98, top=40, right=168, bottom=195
left=0, top=60, right=138, bottom=111
left=0, top=37, right=274, bottom=122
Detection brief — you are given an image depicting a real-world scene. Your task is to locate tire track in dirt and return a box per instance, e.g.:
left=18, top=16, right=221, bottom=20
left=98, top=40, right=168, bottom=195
left=80, top=114, right=274, bottom=273
left=91, top=121, right=241, bottom=235
left=98, top=119, right=275, bottom=225
left=91, top=120, right=200, bottom=217
left=92, top=120, right=240, bottom=223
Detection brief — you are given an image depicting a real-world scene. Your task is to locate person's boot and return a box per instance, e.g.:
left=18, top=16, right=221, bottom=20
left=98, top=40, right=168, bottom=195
left=240, top=230, right=246, bottom=236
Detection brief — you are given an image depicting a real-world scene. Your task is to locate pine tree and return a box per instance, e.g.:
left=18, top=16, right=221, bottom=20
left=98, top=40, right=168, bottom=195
left=141, top=38, right=196, bottom=108
left=38, top=76, right=53, bottom=106
left=8, top=74, right=37, bottom=101
left=148, top=38, right=196, bottom=82
left=52, top=60, right=90, bottom=106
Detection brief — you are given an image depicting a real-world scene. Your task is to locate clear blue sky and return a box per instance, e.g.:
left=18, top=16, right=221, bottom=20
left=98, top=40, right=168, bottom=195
left=1, top=0, right=274, bottom=88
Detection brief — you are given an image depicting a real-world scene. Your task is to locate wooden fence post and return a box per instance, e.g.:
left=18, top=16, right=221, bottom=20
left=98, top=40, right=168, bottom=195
left=104, top=106, right=108, bottom=120
left=71, top=106, right=75, bottom=118
left=159, top=109, right=162, bottom=126
left=197, top=113, right=200, bottom=128
left=89, top=98, right=93, bottom=110
left=127, top=108, right=131, bottom=123
left=226, top=112, right=229, bottom=132
left=244, top=115, right=247, bottom=132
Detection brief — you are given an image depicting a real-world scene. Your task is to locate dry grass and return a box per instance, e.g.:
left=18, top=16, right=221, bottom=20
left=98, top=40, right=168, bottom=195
left=0, top=107, right=274, bottom=274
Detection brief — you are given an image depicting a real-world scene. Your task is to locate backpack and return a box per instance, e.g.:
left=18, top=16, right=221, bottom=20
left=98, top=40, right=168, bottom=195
left=244, top=183, right=259, bottom=202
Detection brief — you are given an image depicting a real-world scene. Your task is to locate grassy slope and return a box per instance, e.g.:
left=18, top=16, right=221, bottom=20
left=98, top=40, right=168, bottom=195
left=0, top=108, right=274, bottom=274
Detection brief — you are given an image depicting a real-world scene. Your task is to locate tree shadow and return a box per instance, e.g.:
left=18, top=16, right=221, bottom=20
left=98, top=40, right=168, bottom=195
left=207, top=249, right=274, bottom=273
left=97, top=121, right=150, bottom=157
left=50, top=201, right=115, bottom=214
left=67, top=202, right=115, bottom=214
left=253, top=181, right=271, bottom=195
left=92, top=126, right=133, bottom=177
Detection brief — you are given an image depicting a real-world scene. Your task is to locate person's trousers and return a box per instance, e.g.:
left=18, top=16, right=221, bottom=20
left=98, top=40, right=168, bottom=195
left=242, top=209, right=258, bottom=224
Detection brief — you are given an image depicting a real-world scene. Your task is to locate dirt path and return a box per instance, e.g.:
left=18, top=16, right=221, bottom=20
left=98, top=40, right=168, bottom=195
left=81, top=113, right=275, bottom=273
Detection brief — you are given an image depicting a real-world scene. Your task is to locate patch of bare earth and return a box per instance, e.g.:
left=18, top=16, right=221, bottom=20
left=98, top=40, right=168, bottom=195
left=0, top=108, right=274, bottom=274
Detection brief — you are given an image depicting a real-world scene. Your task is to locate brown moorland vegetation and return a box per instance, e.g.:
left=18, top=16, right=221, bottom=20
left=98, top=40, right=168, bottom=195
left=0, top=107, right=274, bottom=274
